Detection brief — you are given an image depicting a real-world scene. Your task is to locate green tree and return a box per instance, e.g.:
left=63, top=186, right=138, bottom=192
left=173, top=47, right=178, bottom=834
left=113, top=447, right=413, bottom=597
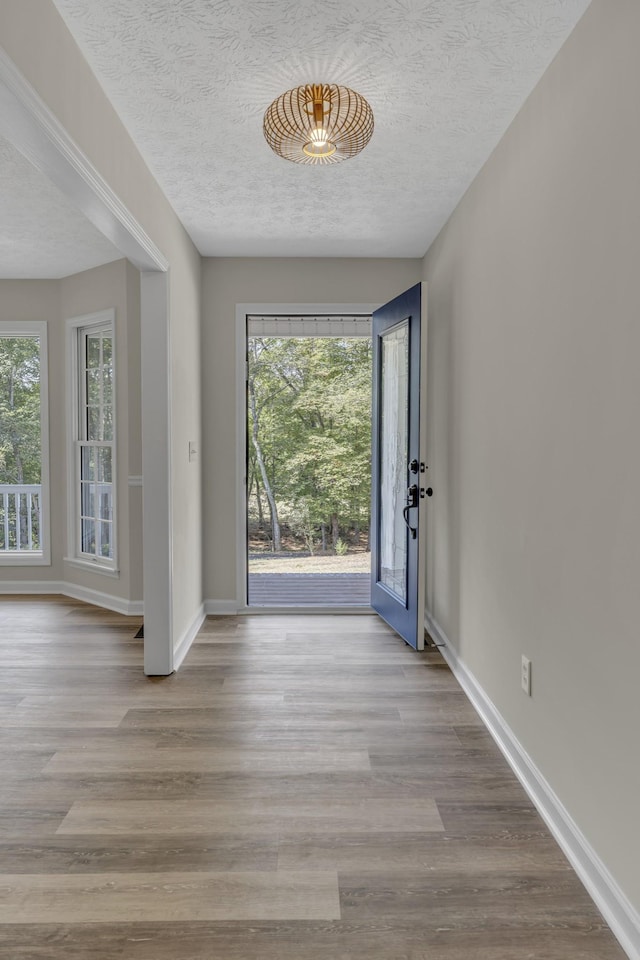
left=247, top=336, right=371, bottom=553
left=0, top=337, right=41, bottom=485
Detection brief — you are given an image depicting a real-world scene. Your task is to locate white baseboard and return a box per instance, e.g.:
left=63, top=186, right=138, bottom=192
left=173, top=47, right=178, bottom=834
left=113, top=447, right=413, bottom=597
left=424, top=610, right=640, bottom=960
left=204, top=599, right=240, bottom=615
left=173, top=603, right=206, bottom=671
left=0, top=580, right=143, bottom=616
left=204, top=600, right=373, bottom=616
left=53, top=582, right=143, bottom=616
left=0, top=580, right=64, bottom=594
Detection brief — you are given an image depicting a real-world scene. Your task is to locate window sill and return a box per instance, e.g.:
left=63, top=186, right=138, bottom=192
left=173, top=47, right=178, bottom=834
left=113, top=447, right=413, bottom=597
left=0, top=552, right=50, bottom=566
left=64, top=557, right=120, bottom=578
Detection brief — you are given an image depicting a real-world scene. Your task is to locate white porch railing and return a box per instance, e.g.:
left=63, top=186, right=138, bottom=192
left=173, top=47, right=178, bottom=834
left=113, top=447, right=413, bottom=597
left=0, top=484, right=42, bottom=553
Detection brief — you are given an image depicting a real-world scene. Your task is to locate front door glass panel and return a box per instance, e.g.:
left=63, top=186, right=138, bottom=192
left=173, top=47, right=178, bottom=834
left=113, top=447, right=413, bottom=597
left=379, top=321, right=409, bottom=602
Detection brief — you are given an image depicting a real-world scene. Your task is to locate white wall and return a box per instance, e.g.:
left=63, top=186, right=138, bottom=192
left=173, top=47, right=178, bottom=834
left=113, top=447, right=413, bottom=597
left=422, top=0, right=640, bottom=920
left=201, top=257, right=421, bottom=603
left=0, top=261, right=143, bottom=608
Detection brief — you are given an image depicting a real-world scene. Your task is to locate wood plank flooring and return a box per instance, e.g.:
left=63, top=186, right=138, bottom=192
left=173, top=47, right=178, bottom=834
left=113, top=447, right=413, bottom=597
left=0, top=596, right=627, bottom=959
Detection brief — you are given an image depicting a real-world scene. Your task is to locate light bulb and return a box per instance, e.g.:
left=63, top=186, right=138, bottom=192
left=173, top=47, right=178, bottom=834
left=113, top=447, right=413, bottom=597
left=303, top=126, right=337, bottom=158
left=310, top=126, right=329, bottom=147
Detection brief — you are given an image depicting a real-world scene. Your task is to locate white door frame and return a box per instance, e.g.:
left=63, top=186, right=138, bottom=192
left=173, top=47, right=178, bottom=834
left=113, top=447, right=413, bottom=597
left=235, top=302, right=380, bottom=612
left=0, top=49, right=174, bottom=674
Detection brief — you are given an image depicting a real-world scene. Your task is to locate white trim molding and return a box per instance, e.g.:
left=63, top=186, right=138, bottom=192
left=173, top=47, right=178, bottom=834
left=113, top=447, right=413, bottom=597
left=424, top=610, right=640, bottom=960
left=0, top=580, right=64, bottom=595
left=141, top=271, right=173, bottom=676
left=173, top=603, right=206, bottom=671
left=128, top=476, right=143, bottom=487
left=0, top=580, right=142, bottom=616
left=62, top=582, right=142, bottom=617
left=0, top=48, right=168, bottom=273
left=63, top=557, right=120, bottom=578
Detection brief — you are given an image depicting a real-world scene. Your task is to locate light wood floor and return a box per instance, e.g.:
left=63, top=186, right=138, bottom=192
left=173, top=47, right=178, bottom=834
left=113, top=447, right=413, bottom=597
left=0, top=596, right=626, bottom=959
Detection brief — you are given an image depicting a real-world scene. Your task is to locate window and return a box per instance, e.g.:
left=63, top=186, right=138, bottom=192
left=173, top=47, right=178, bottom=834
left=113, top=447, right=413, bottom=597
left=0, top=322, right=50, bottom=564
left=67, top=311, right=117, bottom=572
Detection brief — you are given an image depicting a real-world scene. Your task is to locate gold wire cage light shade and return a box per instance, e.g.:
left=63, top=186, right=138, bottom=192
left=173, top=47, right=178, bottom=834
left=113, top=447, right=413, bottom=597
left=263, top=84, right=374, bottom=165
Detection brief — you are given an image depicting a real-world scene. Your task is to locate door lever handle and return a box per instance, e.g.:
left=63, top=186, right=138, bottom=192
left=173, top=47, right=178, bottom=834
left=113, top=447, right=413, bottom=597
left=402, top=505, right=417, bottom=539
left=403, top=484, right=419, bottom=539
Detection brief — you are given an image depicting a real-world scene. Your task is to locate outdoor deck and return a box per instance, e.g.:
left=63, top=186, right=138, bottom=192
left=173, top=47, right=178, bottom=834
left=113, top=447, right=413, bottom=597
left=248, top=572, right=370, bottom=607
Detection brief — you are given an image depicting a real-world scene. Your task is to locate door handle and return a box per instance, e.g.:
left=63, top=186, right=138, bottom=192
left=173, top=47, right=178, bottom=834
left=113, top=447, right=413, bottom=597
left=402, top=484, right=419, bottom=540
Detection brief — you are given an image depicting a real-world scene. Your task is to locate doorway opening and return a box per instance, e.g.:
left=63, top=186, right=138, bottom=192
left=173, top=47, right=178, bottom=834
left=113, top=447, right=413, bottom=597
left=245, top=314, right=371, bottom=608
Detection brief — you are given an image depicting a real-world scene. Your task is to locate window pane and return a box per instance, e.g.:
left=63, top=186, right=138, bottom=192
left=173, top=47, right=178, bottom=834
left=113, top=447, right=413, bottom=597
left=102, top=406, right=113, bottom=441
left=103, top=365, right=113, bottom=407
left=80, top=482, right=94, bottom=519
left=0, top=337, right=41, bottom=486
left=30, top=493, right=40, bottom=550
left=87, top=407, right=101, bottom=441
left=101, top=337, right=112, bottom=367
left=97, top=447, right=112, bottom=483
left=99, top=487, right=112, bottom=521
left=99, top=521, right=112, bottom=558
left=81, top=517, right=95, bottom=555
left=86, top=334, right=101, bottom=369
left=76, top=323, right=114, bottom=566
left=86, top=368, right=101, bottom=406
left=81, top=446, right=95, bottom=481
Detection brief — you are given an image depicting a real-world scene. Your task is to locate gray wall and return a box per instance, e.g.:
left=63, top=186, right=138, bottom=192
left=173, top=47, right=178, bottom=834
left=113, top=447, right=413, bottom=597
left=421, top=0, right=640, bottom=915
left=201, top=257, right=422, bottom=603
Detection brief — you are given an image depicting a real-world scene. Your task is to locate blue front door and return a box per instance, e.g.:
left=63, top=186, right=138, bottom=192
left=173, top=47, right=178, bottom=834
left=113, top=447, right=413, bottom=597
left=371, top=283, right=427, bottom=649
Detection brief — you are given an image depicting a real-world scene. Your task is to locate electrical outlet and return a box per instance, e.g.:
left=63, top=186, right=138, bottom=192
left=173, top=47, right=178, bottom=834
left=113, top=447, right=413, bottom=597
left=521, top=655, right=532, bottom=696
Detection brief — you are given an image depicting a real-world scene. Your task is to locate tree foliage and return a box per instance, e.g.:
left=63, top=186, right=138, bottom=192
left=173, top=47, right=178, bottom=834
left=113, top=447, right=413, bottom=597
left=247, top=336, right=371, bottom=552
left=0, top=337, right=41, bottom=485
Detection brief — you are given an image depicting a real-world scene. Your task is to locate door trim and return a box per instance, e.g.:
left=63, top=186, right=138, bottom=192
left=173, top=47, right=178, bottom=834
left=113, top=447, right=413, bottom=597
left=235, top=302, right=380, bottom=610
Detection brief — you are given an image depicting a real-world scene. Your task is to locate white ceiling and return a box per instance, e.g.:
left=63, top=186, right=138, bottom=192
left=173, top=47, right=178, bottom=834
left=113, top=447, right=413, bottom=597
left=16, top=0, right=592, bottom=262
left=0, top=134, right=122, bottom=279
left=50, top=0, right=592, bottom=258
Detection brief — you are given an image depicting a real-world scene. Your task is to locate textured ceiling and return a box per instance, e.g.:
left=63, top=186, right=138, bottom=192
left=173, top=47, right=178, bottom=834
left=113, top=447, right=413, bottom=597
left=0, top=135, right=121, bottom=279
left=51, top=0, right=591, bottom=258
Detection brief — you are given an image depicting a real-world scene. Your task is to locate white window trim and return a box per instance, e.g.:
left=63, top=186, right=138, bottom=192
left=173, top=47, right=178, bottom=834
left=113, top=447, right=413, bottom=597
left=65, top=309, right=119, bottom=575
left=0, top=321, right=51, bottom=566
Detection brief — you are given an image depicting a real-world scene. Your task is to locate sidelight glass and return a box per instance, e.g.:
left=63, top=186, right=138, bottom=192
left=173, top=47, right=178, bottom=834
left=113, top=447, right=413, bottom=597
left=378, top=321, right=409, bottom=601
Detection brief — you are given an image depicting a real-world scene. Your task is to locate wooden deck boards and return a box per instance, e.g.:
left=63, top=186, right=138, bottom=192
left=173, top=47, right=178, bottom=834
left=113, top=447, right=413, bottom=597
left=248, top=572, right=370, bottom=606
left=0, top=596, right=627, bottom=959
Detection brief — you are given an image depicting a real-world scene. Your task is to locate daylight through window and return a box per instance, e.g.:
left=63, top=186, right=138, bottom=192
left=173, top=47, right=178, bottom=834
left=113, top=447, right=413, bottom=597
left=72, top=317, right=115, bottom=568
left=0, top=326, right=48, bottom=561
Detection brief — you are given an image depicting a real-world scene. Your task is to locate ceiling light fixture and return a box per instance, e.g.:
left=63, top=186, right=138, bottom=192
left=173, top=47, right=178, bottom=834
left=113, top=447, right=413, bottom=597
left=263, top=84, right=374, bottom=165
